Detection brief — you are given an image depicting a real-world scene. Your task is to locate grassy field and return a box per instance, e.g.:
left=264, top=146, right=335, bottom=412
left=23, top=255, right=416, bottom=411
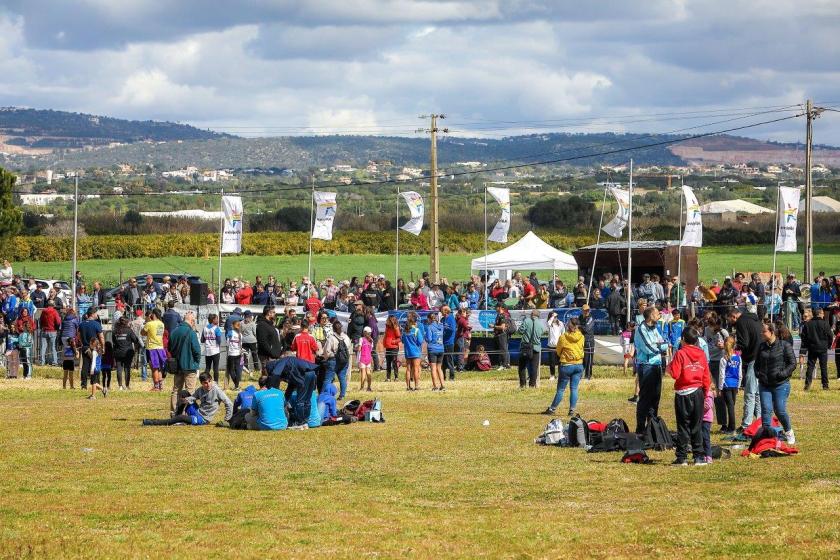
left=1, top=364, right=839, bottom=558
left=12, top=243, right=840, bottom=288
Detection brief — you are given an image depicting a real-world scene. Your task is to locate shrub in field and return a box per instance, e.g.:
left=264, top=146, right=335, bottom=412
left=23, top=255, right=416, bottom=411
left=5, top=231, right=597, bottom=262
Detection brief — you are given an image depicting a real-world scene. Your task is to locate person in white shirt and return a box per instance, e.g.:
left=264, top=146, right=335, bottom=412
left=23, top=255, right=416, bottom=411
left=545, top=312, right=566, bottom=381
left=0, top=260, right=13, bottom=286
left=202, top=313, right=223, bottom=384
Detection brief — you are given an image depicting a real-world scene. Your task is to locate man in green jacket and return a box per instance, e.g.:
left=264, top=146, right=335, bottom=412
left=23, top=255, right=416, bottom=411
left=517, top=309, right=545, bottom=388
left=168, top=311, right=202, bottom=412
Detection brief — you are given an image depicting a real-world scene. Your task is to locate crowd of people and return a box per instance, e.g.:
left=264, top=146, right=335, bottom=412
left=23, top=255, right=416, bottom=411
left=0, top=259, right=838, bottom=441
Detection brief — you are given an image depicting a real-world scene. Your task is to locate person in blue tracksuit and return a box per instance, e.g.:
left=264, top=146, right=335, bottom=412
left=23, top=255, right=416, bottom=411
left=425, top=311, right=446, bottom=391
left=401, top=312, right=424, bottom=391
left=441, top=306, right=458, bottom=381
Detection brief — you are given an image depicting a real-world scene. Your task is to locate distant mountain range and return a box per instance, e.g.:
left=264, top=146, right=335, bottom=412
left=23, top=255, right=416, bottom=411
left=1, top=107, right=839, bottom=170
left=0, top=107, right=224, bottom=153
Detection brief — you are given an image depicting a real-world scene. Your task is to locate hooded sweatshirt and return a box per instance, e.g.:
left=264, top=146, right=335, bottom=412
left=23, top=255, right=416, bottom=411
left=425, top=320, right=444, bottom=353
left=187, top=383, right=233, bottom=422
left=555, top=329, right=584, bottom=365
left=667, top=344, right=711, bottom=394
left=401, top=325, right=424, bottom=359
left=317, top=384, right=339, bottom=420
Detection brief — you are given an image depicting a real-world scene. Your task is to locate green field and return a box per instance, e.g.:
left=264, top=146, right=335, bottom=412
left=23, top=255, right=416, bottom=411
left=12, top=243, right=840, bottom=287
left=2, top=365, right=839, bottom=558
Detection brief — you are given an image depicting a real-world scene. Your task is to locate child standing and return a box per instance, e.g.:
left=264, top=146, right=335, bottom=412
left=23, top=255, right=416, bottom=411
left=702, top=389, right=714, bottom=463
left=18, top=321, right=33, bottom=380
left=86, top=339, right=107, bottom=400
left=718, top=336, right=742, bottom=435
left=225, top=317, right=243, bottom=391
left=358, top=326, right=373, bottom=392
left=668, top=310, right=685, bottom=351
left=101, top=341, right=115, bottom=390
left=5, top=324, right=19, bottom=378
left=62, top=338, right=78, bottom=389
left=667, top=327, right=711, bottom=466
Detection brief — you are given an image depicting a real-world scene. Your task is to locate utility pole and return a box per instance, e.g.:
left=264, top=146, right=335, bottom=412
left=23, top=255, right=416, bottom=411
left=803, top=99, right=824, bottom=283
left=71, top=175, right=79, bottom=311
left=420, top=114, right=447, bottom=282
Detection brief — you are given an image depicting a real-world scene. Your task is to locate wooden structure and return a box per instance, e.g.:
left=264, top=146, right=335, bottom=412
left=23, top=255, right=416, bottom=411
left=573, top=241, right=699, bottom=290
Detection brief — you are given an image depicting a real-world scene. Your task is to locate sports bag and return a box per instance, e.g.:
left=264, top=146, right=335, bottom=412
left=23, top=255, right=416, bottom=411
left=588, top=418, right=634, bottom=453
left=340, top=399, right=361, bottom=417
left=567, top=414, right=591, bottom=447
left=643, top=414, right=674, bottom=450
left=534, top=418, right=566, bottom=446
left=621, top=450, right=651, bottom=464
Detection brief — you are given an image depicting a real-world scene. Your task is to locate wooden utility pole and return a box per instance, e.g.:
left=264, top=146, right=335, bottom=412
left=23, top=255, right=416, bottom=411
left=422, top=113, right=447, bottom=282
left=804, top=99, right=816, bottom=282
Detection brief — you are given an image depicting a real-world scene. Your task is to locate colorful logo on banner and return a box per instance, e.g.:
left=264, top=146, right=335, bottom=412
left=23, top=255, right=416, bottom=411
left=221, top=195, right=243, bottom=254
left=775, top=186, right=801, bottom=252
left=681, top=185, right=703, bottom=248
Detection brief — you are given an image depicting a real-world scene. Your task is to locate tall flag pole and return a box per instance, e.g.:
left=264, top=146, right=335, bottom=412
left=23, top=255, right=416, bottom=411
left=586, top=182, right=610, bottom=306
left=395, top=184, right=400, bottom=310
left=626, top=159, right=634, bottom=327
left=216, top=188, right=225, bottom=309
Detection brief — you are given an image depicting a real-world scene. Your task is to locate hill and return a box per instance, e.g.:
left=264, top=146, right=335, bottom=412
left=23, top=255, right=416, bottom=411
left=668, top=135, right=840, bottom=166
left=0, top=107, right=225, bottom=154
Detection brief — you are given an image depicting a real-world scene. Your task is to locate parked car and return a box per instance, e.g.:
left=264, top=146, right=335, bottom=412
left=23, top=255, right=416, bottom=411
left=30, top=279, right=72, bottom=303
left=105, top=273, right=203, bottom=301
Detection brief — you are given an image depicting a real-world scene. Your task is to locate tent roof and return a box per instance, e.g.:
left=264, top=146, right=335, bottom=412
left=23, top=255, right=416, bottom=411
left=812, top=196, right=840, bottom=213
left=471, top=231, right=578, bottom=271
left=699, top=199, right=773, bottom=215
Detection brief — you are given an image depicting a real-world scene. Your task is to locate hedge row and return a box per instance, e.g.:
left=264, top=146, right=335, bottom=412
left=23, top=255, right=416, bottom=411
left=5, top=231, right=598, bottom=262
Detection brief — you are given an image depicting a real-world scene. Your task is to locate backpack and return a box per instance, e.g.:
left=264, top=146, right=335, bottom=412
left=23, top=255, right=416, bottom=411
left=621, top=450, right=651, bottom=464
left=643, top=414, right=675, bottom=451
left=535, top=418, right=566, bottom=446
left=335, top=336, right=350, bottom=369
left=340, top=399, right=361, bottom=417
left=588, top=418, right=634, bottom=453
left=567, top=415, right=591, bottom=448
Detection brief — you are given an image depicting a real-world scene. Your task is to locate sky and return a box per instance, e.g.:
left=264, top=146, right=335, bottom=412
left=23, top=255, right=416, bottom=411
left=1, top=0, right=839, bottom=143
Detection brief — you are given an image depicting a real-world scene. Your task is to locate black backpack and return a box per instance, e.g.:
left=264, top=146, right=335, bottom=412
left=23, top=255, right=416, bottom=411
left=335, top=336, right=350, bottom=369
left=643, top=414, right=675, bottom=451
left=588, top=418, right=633, bottom=453
left=567, top=414, right=591, bottom=447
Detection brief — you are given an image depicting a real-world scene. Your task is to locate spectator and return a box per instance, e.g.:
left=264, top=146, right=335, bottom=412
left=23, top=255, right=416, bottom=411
left=0, top=260, right=12, bottom=286
left=383, top=315, right=401, bottom=382
left=667, top=327, right=711, bottom=466
left=606, top=281, right=626, bottom=335
left=291, top=321, right=321, bottom=364
left=331, top=321, right=353, bottom=399
left=38, top=300, right=61, bottom=366
left=634, top=306, right=669, bottom=435
left=756, top=322, right=797, bottom=445
left=143, top=309, right=166, bottom=392
left=256, top=305, right=284, bottom=367
left=800, top=308, right=833, bottom=390
left=225, top=316, right=243, bottom=390
left=167, top=311, right=202, bottom=412
left=401, top=312, right=423, bottom=391
left=728, top=305, right=763, bottom=433
left=162, top=301, right=182, bottom=336
left=493, top=303, right=512, bottom=371
left=517, top=309, right=545, bottom=388
left=240, top=311, right=260, bottom=376
left=545, top=311, right=565, bottom=381
left=112, top=315, right=140, bottom=390
left=79, top=307, right=105, bottom=390
left=543, top=317, right=584, bottom=416
left=580, top=305, right=595, bottom=380
left=441, top=305, right=457, bottom=381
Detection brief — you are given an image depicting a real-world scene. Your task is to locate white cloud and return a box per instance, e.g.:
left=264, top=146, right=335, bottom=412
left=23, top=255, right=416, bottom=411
left=0, top=1, right=838, bottom=143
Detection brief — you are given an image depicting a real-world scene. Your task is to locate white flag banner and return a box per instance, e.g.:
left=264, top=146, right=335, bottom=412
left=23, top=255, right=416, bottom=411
left=312, top=191, right=337, bottom=241
left=400, top=191, right=424, bottom=236
left=221, top=195, right=243, bottom=254
left=681, top=185, right=703, bottom=247
left=487, top=187, right=511, bottom=243
left=776, top=186, right=801, bottom=252
left=602, top=186, right=630, bottom=238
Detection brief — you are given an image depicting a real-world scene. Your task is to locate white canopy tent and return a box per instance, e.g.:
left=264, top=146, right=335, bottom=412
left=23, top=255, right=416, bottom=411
left=471, top=231, right=578, bottom=280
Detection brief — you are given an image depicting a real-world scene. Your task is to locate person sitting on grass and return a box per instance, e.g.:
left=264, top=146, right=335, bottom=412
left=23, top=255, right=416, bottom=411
left=233, top=383, right=257, bottom=415
left=667, top=327, right=711, bottom=466
left=86, top=339, right=107, bottom=400
left=142, top=373, right=233, bottom=426
left=245, top=375, right=287, bottom=431
left=466, top=344, right=492, bottom=371
left=317, top=384, right=339, bottom=422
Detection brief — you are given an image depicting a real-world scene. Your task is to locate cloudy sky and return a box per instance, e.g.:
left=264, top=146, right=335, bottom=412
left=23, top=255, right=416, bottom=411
left=1, top=0, right=839, bottom=142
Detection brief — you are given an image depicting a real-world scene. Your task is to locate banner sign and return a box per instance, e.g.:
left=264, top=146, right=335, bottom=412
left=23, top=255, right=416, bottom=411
left=776, top=186, right=801, bottom=252
left=487, top=187, right=511, bottom=243
left=602, top=186, right=630, bottom=238
left=400, top=191, right=424, bottom=236
left=221, top=195, right=243, bottom=254
left=312, top=191, right=337, bottom=241
left=681, top=185, right=703, bottom=248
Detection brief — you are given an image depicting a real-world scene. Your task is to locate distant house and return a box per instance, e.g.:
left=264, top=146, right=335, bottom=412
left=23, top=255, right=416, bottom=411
left=700, top=199, right=773, bottom=223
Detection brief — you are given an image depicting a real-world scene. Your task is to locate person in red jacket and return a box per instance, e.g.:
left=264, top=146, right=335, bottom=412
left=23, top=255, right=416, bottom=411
left=383, top=315, right=401, bottom=381
left=667, top=327, right=712, bottom=466
left=234, top=281, right=254, bottom=305
left=38, top=301, right=62, bottom=365
left=291, top=322, right=321, bottom=364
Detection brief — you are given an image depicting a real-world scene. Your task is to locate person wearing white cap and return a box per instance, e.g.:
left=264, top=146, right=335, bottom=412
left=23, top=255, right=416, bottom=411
left=358, top=326, right=374, bottom=391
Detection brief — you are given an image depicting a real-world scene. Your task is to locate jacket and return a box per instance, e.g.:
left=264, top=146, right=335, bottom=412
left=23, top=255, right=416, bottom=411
left=517, top=316, right=545, bottom=352
left=347, top=311, right=367, bottom=342
left=555, top=329, right=584, bottom=364
left=606, top=289, right=626, bottom=316
left=755, top=338, right=796, bottom=388
left=667, top=344, right=711, bottom=393
left=112, top=323, right=140, bottom=360
left=425, top=321, right=444, bottom=353
left=168, top=323, right=201, bottom=372
left=383, top=325, right=401, bottom=350
left=442, top=313, right=457, bottom=346
left=734, top=312, right=763, bottom=362
left=799, top=318, right=832, bottom=355
left=634, top=322, right=668, bottom=366
left=401, top=325, right=424, bottom=359
left=187, top=383, right=233, bottom=422
left=256, top=315, right=284, bottom=359
left=39, top=306, right=62, bottom=332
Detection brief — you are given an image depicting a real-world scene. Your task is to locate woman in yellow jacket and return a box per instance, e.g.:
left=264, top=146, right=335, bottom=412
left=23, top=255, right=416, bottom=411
left=543, top=317, right=585, bottom=416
